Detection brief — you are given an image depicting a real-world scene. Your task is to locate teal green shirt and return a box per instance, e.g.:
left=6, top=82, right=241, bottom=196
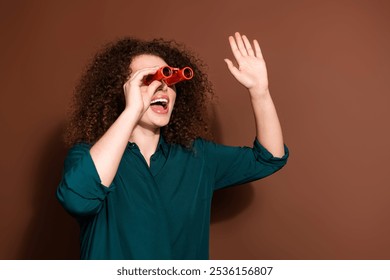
left=57, top=137, right=289, bottom=259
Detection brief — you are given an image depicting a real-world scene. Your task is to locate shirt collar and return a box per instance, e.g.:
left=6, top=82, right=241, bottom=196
left=128, top=135, right=169, bottom=158
left=157, top=136, right=169, bottom=158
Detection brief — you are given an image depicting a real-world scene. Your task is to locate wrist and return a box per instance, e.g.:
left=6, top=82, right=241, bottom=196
left=122, top=107, right=142, bottom=123
left=249, top=87, right=271, bottom=100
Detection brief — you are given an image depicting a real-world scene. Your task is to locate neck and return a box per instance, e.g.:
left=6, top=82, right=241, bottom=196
left=129, top=126, right=161, bottom=166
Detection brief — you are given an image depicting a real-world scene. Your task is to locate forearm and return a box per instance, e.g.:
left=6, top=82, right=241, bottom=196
left=250, top=88, right=285, bottom=158
left=90, top=108, right=139, bottom=187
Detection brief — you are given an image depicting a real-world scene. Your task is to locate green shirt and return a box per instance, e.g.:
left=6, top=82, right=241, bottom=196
left=57, top=137, right=289, bottom=259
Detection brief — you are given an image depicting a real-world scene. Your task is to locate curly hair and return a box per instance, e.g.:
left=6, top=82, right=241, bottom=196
left=65, top=37, right=214, bottom=148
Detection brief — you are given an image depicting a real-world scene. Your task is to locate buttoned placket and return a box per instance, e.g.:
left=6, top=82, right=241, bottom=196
left=125, top=142, right=173, bottom=257
left=126, top=142, right=167, bottom=176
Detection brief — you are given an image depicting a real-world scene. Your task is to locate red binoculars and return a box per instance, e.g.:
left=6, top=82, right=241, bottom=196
left=144, top=66, right=194, bottom=86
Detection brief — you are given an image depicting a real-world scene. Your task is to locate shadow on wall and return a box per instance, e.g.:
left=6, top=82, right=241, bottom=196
left=211, top=184, right=255, bottom=224
left=208, top=104, right=255, bottom=224
left=19, top=124, right=80, bottom=259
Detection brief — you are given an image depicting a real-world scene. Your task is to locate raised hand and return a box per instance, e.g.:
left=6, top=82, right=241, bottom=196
left=224, top=32, right=269, bottom=94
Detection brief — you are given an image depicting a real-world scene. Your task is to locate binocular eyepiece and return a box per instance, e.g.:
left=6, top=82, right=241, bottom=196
left=144, top=66, right=194, bottom=86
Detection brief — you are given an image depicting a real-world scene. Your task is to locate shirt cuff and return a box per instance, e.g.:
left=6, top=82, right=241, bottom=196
left=253, top=138, right=289, bottom=167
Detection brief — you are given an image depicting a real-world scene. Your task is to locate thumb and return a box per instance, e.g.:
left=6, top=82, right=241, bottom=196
left=146, top=80, right=162, bottom=99
left=224, top=58, right=240, bottom=77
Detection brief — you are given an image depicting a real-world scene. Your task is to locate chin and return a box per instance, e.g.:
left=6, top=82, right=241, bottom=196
left=139, top=109, right=173, bottom=130
left=153, top=118, right=171, bottom=128
left=140, top=116, right=170, bottom=129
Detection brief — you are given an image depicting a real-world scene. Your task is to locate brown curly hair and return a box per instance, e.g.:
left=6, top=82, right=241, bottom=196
left=65, top=37, right=214, bottom=148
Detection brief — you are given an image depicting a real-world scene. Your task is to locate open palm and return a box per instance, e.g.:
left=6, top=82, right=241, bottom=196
left=225, top=32, right=269, bottom=92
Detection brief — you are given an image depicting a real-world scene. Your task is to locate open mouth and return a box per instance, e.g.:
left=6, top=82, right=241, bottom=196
left=150, top=96, right=169, bottom=114
left=150, top=98, right=168, bottom=109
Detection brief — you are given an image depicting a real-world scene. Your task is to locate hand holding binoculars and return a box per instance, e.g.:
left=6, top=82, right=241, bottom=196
left=144, top=66, right=194, bottom=86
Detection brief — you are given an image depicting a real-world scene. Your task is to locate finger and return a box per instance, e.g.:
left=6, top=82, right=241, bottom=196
left=224, top=58, right=241, bottom=77
left=129, top=66, right=159, bottom=83
left=146, top=80, right=162, bottom=98
left=229, top=35, right=242, bottom=63
left=123, top=67, right=161, bottom=94
left=253, top=39, right=264, bottom=60
left=235, top=32, right=248, bottom=56
left=242, top=35, right=255, bottom=56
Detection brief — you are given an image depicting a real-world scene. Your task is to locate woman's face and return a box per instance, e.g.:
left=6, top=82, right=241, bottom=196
left=130, top=54, right=177, bottom=131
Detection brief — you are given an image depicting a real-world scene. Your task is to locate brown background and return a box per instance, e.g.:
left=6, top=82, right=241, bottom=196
left=1, top=0, right=389, bottom=259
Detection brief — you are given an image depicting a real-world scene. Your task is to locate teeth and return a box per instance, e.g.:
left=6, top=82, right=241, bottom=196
left=150, top=98, right=168, bottom=105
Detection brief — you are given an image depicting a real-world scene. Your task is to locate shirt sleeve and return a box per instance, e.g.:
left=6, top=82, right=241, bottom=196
left=56, top=143, right=115, bottom=217
left=202, top=138, right=289, bottom=190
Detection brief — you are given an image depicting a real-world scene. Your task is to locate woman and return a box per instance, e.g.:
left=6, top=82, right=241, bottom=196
left=57, top=32, right=289, bottom=259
